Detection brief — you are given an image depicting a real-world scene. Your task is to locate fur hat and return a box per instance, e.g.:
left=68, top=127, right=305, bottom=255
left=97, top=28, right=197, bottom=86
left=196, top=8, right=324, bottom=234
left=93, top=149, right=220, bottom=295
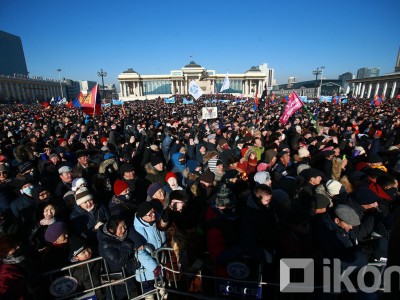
left=298, top=148, right=310, bottom=158
left=151, top=156, right=163, bottom=167
left=326, top=180, right=345, bottom=196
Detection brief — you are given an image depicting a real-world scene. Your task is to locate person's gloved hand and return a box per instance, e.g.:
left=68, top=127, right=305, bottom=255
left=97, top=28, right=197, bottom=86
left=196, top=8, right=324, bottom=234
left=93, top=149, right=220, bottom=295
left=153, top=266, right=162, bottom=277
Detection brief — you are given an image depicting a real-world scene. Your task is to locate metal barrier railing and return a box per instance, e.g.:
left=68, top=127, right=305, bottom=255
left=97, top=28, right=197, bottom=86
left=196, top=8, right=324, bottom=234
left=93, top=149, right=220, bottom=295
left=39, top=248, right=389, bottom=300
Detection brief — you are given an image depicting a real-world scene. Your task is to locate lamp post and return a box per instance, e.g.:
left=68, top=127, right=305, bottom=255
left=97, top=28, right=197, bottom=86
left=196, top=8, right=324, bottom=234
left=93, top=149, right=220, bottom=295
left=97, top=69, right=107, bottom=99
left=56, top=68, right=64, bottom=98
left=312, top=68, right=322, bottom=98
left=319, top=66, right=325, bottom=96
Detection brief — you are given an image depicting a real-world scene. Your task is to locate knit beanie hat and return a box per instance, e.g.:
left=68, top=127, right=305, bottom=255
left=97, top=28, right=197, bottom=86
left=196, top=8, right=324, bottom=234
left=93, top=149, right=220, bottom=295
left=218, top=138, right=228, bottom=147
left=165, top=172, right=177, bottom=182
left=151, top=156, right=163, bottom=167
left=45, top=221, right=68, bottom=243
left=147, top=183, right=163, bottom=198
left=354, top=186, right=379, bottom=206
left=199, top=170, right=215, bottom=184
left=75, top=187, right=93, bottom=206
left=215, top=184, right=234, bottom=207
left=18, top=161, right=33, bottom=174
left=298, top=148, right=310, bottom=158
left=265, top=149, right=278, bottom=164
left=312, top=193, right=330, bottom=209
left=334, top=204, right=360, bottom=226
left=137, top=202, right=153, bottom=218
left=114, top=179, right=129, bottom=196
left=69, top=236, right=87, bottom=262
left=254, top=171, right=271, bottom=185
left=257, top=162, right=268, bottom=172
left=326, top=180, right=345, bottom=196
left=186, top=160, right=199, bottom=173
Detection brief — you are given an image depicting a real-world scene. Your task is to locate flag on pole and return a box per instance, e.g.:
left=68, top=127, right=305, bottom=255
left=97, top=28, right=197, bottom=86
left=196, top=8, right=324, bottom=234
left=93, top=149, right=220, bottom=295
left=220, top=73, right=230, bottom=92
left=253, top=89, right=259, bottom=111
left=280, top=91, right=304, bottom=125
left=80, top=85, right=101, bottom=115
left=189, top=81, right=203, bottom=100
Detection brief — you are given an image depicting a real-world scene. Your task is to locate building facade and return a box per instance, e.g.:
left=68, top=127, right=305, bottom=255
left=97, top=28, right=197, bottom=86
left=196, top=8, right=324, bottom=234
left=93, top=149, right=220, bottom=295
left=348, top=49, right=400, bottom=99
left=0, top=74, right=66, bottom=104
left=273, top=79, right=342, bottom=99
left=357, top=67, right=380, bottom=79
left=0, top=30, right=28, bottom=77
left=117, top=61, right=275, bottom=100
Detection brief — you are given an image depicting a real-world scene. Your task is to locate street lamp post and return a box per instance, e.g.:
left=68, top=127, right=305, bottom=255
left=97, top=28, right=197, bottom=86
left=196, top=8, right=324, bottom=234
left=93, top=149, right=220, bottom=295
left=56, top=68, right=64, bottom=98
left=320, top=66, right=325, bottom=96
left=312, top=68, right=322, bottom=98
left=97, top=69, right=107, bottom=99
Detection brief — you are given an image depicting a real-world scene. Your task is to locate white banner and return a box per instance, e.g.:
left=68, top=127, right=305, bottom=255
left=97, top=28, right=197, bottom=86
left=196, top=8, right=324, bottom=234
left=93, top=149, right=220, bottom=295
left=189, top=80, right=203, bottom=100
left=201, top=107, right=218, bottom=119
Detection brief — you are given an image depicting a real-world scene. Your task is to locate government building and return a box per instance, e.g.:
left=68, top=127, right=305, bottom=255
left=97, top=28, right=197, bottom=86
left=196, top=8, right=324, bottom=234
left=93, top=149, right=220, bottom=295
left=117, top=62, right=275, bottom=100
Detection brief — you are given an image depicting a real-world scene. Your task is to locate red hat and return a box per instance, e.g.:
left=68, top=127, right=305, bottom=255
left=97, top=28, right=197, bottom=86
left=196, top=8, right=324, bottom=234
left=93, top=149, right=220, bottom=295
left=58, top=138, right=67, bottom=145
left=113, top=179, right=129, bottom=195
left=165, top=172, right=177, bottom=182
left=100, top=137, right=108, bottom=144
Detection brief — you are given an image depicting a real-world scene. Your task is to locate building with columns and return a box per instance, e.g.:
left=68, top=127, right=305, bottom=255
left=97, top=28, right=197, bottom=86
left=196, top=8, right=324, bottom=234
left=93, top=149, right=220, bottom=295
left=348, top=49, right=400, bottom=99
left=117, top=61, right=275, bottom=100
left=0, top=74, right=66, bottom=104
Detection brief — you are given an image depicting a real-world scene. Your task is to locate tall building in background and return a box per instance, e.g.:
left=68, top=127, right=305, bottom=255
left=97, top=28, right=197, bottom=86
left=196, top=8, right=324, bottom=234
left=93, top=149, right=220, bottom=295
left=395, top=47, right=400, bottom=73
left=0, top=30, right=28, bottom=76
left=288, top=77, right=296, bottom=84
left=258, top=63, right=275, bottom=90
left=65, top=79, right=81, bottom=100
left=339, top=72, right=354, bottom=94
left=357, top=67, right=380, bottom=79
left=81, top=81, right=97, bottom=96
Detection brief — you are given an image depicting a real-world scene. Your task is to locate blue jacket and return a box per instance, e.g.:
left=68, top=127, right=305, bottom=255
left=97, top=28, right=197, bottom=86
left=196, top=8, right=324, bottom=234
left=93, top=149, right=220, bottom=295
left=133, top=214, right=166, bottom=281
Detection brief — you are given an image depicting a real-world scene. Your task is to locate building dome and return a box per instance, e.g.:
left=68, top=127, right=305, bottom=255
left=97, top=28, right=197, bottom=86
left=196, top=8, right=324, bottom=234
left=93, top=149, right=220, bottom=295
left=184, top=61, right=202, bottom=68
left=246, top=66, right=261, bottom=72
left=123, top=68, right=138, bottom=73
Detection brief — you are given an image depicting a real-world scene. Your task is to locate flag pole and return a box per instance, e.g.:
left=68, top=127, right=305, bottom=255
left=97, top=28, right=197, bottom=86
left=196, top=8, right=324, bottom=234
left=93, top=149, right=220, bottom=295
left=93, top=84, right=98, bottom=116
left=293, top=91, right=318, bottom=130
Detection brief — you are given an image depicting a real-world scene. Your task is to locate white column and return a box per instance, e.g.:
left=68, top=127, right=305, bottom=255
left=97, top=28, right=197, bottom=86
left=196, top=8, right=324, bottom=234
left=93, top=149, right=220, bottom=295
left=360, top=84, right=365, bottom=97
left=367, top=84, right=372, bottom=98
left=171, top=81, right=175, bottom=94
left=345, top=85, right=350, bottom=95
left=391, top=82, right=397, bottom=99
left=374, top=83, right=380, bottom=96
left=382, top=82, right=388, bottom=98
left=119, top=82, right=123, bottom=97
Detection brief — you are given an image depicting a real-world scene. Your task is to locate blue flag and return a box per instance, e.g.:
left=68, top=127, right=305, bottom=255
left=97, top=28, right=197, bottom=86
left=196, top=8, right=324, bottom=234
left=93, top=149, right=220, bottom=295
left=72, top=97, right=81, bottom=108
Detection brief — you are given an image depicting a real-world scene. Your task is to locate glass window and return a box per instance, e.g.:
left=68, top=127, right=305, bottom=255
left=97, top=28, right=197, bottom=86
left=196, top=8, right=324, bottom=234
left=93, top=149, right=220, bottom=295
left=215, top=79, right=243, bottom=93
left=143, top=80, right=171, bottom=95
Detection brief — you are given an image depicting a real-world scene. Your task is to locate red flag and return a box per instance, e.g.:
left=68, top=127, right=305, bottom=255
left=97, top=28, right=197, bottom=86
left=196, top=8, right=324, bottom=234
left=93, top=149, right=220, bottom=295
left=280, top=91, right=303, bottom=125
left=254, top=90, right=259, bottom=107
left=65, top=101, right=73, bottom=109
left=40, top=102, right=50, bottom=108
left=80, top=85, right=98, bottom=108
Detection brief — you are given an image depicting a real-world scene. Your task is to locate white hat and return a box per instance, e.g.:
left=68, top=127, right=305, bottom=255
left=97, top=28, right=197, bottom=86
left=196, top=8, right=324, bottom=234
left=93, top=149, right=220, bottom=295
left=254, top=171, right=271, bottom=184
left=298, top=148, right=310, bottom=158
left=326, top=179, right=344, bottom=196
left=74, top=187, right=93, bottom=206
left=71, top=178, right=88, bottom=192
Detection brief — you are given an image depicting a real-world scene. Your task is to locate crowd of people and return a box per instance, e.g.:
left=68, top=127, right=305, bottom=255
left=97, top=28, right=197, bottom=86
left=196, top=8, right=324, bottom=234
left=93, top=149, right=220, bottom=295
left=0, top=95, right=400, bottom=300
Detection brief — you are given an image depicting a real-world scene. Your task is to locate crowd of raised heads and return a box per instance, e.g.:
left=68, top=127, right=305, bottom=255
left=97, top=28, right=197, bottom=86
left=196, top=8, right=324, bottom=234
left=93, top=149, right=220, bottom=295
left=1, top=96, right=400, bottom=299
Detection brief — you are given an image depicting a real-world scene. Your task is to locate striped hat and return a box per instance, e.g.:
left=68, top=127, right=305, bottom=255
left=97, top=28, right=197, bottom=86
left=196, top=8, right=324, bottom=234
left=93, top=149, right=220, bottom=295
left=75, top=187, right=93, bottom=206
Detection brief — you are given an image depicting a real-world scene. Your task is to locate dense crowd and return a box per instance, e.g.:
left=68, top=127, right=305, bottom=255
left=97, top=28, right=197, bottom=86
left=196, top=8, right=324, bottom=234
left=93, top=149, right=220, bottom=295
left=1, top=96, right=400, bottom=299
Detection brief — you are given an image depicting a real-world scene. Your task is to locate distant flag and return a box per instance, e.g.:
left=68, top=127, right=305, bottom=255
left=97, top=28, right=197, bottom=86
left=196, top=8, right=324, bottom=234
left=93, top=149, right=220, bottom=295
left=50, top=97, right=55, bottom=105
left=220, top=73, right=230, bottom=92
left=65, top=101, right=73, bottom=109
left=188, top=81, right=203, bottom=100
left=253, top=89, right=259, bottom=111
left=112, top=99, right=124, bottom=105
left=40, top=101, right=50, bottom=108
left=81, top=85, right=101, bottom=115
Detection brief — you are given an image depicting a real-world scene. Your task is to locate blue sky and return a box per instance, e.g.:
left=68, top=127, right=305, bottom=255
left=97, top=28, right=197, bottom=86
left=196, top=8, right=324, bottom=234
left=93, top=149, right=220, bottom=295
left=1, top=0, right=399, bottom=88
